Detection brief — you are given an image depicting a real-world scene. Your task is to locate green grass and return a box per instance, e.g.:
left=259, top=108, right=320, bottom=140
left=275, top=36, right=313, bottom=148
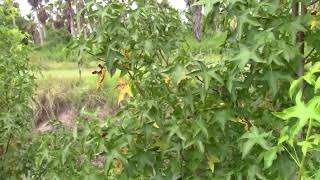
left=36, top=65, right=120, bottom=106
left=184, top=31, right=227, bottom=53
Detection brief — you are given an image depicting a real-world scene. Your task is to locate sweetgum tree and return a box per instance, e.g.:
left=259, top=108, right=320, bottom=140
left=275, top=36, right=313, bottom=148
left=64, top=0, right=320, bottom=179
left=71, top=0, right=320, bottom=179
left=3, top=0, right=320, bottom=179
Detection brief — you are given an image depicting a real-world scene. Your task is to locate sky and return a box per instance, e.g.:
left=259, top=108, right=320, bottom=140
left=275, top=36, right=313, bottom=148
left=15, top=0, right=187, bottom=17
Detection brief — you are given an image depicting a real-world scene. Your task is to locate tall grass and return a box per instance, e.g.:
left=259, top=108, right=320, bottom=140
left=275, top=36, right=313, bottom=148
left=184, top=31, right=227, bottom=53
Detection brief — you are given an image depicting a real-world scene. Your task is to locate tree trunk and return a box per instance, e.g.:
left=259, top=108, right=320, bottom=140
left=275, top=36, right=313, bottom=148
left=66, top=0, right=75, bottom=36
left=12, top=16, right=16, bottom=27
left=297, top=4, right=306, bottom=79
left=35, top=9, right=44, bottom=46
left=76, top=0, right=85, bottom=37
left=42, top=23, right=47, bottom=39
left=292, top=0, right=306, bottom=90
left=188, top=0, right=202, bottom=41
left=38, top=25, right=44, bottom=46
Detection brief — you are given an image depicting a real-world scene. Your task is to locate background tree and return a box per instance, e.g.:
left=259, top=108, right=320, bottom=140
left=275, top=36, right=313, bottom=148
left=28, top=0, right=45, bottom=45
left=38, top=4, right=48, bottom=39
left=76, top=0, right=86, bottom=37
left=53, top=0, right=65, bottom=29
left=65, top=0, right=75, bottom=36
left=186, top=0, right=202, bottom=41
left=25, top=14, right=40, bottom=43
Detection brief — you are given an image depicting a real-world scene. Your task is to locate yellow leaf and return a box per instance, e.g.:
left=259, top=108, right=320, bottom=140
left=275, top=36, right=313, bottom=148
left=114, top=158, right=123, bottom=175
left=153, top=122, right=160, bottom=128
left=93, top=65, right=106, bottom=90
left=117, top=79, right=132, bottom=104
left=207, top=155, right=220, bottom=173
left=164, top=75, right=171, bottom=84
left=310, top=20, right=319, bottom=30
left=121, top=147, right=129, bottom=155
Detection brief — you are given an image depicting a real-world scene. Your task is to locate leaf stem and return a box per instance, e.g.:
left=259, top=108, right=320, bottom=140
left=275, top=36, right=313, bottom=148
left=128, top=71, right=146, bottom=97
left=298, top=119, right=313, bottom=180
left=293, top=145, right=299, bottom=164
left=283, top=145, right=300, bottom=166
left=5, top=133, right=12, bottom=154
left=159, top=49, right=169, bottom=66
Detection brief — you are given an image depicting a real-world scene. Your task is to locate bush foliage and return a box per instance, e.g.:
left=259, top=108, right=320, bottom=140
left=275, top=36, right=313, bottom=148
left=1, top=0, right=320, bottom=179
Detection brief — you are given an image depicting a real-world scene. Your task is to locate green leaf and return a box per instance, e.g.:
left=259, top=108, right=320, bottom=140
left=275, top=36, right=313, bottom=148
left=279, top=18, right=306, bottom=44
left=62, top=144, right=71, bottom=165
left=151, top=140, right=170, bottom=151
left=207, top=69, right=223, bottom=84
left=278, top=134, right=289, bottom=145
left=192, top=0, right=220, bottom=16
left=297, top=141, right=313, bottom=156
left=310, top=62, right=320, bottom=74
left=196, top=140, right=205, bottom=153
left=232, top=44, right=262, bottom=69
left=215, top=109, right=233, bottom=132
left=236, top=12, right=261, bottom=39
left=263, top=147, right=278, bottom=169
left=247, top=165, right=267, bottom=180
left=263, top=71, right=291, bottom=97
left=167, top=125, right=186, bottom=143
left=172, top=64, right=189, bottom=85
left=289, top=77, right=303, bottom=99
left=274, top=92, right=320, bottom=123
left=240, top=127, right=271, bottom=158
left=196, top=118, right=209, bottom=139
left=315, top=169, right=320, bottom=180
left=73, top=126, right=77, bottom=141
left=242, top=140, right=256, bottom=159
left=189, top=61, right=223, bottom=102
left=315, top=77, right=320, bottom=93
left=144, top=40, right=153, bottom=56
left=303, top=72, right=316, bottom=86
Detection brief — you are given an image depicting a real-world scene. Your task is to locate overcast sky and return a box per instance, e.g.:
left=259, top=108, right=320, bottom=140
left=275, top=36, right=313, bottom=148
left=15, top=0, right=187, bottom=17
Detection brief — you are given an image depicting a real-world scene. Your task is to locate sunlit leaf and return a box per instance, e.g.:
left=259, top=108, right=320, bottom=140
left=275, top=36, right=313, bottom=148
left=297, top=141, right=313, bottom=156
left=207, top=154, right=220, bottom=173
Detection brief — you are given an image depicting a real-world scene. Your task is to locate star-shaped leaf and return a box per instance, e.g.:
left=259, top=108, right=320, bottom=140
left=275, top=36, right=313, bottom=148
left=232, top=44, right=263, bottom=69
left=274, top=91, right=320, bottom=123
left=240, top=127, right=271, bottom=158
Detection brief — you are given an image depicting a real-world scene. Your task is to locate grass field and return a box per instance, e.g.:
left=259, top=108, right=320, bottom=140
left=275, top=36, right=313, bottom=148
left=31, top=61, right=120, bottom=127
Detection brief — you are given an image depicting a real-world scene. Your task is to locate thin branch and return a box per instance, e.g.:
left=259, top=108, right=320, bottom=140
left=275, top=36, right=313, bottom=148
left=159, top=49, right=169, bottom=66
left=195, top=76, right=203, bottom=83
left=127, top=71, right=146, bottom=96
left=5, top=134, right=12, bottom=154
left=86, top=51, right=105, bottom=61
left=127, top=71, right=135, bottom=80
left=195, top=76, right=220, bottom=94
left=305, top=48, right=316, bottom=61
left=309, top=0, right=319, bottom=6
